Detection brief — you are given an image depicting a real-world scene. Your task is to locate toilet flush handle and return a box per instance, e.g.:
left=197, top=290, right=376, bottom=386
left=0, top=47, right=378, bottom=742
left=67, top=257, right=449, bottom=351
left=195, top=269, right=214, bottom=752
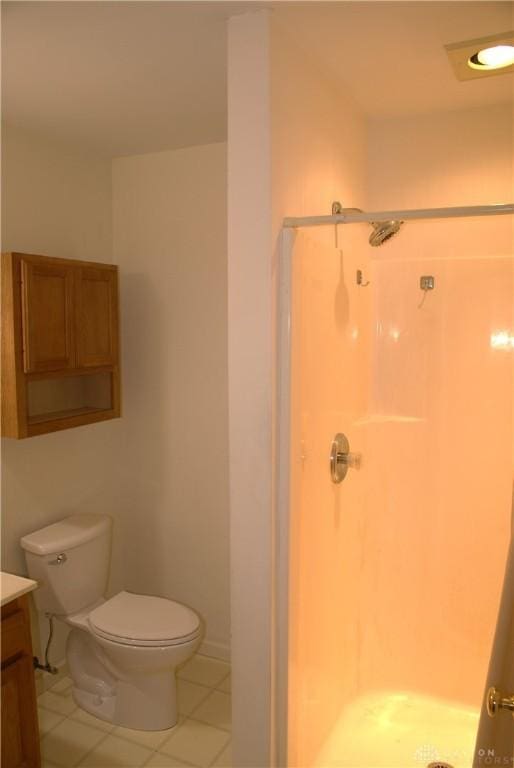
left=48, top=553, right=67, bottom=565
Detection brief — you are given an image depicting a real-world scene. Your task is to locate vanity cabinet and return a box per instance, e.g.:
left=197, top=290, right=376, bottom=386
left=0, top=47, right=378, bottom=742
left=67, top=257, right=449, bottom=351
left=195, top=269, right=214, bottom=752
left=1, top=595, right=41, bottom=768
left=1, top=252, right=121, bottom=438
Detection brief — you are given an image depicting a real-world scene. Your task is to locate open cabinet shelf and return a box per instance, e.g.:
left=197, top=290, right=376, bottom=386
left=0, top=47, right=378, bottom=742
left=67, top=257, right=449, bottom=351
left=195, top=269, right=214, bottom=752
left=28, top=406, right=106, bottom=425
left=1, top=252, right=121, bottom=438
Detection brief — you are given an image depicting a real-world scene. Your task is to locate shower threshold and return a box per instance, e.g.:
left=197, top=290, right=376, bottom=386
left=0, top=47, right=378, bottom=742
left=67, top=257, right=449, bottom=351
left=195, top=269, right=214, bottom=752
left=314, top=691, right=478, bottom=768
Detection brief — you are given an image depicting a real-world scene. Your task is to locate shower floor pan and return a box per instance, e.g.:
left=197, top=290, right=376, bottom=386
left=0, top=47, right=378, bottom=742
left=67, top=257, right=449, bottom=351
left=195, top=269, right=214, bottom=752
left=315, top=691, right=479, bottom=768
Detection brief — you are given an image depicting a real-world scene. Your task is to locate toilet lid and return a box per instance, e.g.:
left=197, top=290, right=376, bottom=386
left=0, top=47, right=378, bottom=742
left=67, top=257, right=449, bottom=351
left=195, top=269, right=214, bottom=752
left=88, top=591, right=201, bottom=647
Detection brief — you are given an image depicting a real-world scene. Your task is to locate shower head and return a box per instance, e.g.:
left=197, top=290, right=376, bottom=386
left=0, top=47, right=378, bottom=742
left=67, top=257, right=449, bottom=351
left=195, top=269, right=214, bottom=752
left=331, top=202, right=403, bottom=247
left=369, top=219, right=403, bottom=247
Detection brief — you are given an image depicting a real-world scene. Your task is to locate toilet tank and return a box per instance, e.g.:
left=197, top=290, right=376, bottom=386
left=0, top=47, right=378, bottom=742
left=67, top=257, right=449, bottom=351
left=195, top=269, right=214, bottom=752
left=20, top=514, right=112, bottom=616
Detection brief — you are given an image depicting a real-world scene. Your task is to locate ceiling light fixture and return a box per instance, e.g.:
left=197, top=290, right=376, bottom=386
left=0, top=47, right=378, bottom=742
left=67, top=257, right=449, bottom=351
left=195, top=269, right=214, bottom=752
left=468, top=44, right=514, bottom=70
left=445, top=31, right=514, bottom=81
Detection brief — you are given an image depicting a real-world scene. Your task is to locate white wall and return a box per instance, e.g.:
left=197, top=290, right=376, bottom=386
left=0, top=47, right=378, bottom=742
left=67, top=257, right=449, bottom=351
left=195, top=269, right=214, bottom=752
left=367, top=103, right=514, bottom=209
left=227, top=10, right=367, bottom=765
left=1, top=125, right=113, bottom=263
left=112, top=142, right=230, bottom=658
left=1, top=124, right=124, bottom=662
left=227, top=11, right=273, bottom=767
left=2, top=128, right=231, bottom=662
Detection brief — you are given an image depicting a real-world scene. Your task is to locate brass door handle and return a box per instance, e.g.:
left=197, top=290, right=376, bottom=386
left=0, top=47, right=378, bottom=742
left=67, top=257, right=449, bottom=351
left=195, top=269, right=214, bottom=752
left=486, top=686, right=514, bottom=717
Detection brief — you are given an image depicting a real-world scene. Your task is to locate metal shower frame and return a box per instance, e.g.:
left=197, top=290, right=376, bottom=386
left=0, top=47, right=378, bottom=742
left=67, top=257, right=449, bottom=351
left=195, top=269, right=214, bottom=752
left=283, top=203, right=514, bottom=229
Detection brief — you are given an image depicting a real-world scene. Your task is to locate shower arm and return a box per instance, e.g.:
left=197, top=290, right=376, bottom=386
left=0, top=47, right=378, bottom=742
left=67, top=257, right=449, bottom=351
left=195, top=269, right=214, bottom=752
left=284, top=203, right=514, bottom=228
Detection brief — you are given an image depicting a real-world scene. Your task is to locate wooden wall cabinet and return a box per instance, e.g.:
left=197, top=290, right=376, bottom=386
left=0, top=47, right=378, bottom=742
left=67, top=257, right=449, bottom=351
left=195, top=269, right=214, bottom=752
left=2, top=252, right=121, bottom=438
left=1, top=595, right=41, bottom=768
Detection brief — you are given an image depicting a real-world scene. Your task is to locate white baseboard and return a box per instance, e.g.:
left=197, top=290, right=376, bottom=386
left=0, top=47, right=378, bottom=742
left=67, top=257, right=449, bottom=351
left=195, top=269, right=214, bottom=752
left=198, top=639, right=231, bottom=662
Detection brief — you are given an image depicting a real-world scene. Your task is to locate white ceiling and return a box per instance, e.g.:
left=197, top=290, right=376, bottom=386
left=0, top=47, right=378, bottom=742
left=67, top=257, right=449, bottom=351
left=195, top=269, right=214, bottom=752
left=1, top=1, right=248, bottom=156
left=276, top=1, right=514, bottom=120
left=2, top=1, right=513, bottom=157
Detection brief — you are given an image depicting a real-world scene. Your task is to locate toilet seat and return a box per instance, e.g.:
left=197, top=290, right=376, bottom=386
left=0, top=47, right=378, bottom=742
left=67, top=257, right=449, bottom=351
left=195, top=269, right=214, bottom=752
left=88, top=591, right=201, bottom=647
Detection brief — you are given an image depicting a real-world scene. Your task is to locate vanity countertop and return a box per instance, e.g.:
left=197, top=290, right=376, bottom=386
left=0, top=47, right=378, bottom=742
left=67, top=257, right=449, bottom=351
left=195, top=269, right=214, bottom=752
left=1, top=571, right=38, bottom=607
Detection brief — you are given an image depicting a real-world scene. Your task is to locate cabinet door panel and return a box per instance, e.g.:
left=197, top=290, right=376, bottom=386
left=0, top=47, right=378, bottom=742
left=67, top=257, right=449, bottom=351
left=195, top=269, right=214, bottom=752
left=1, top=655, right=40, bottom=768
left=76, top=268, right=118, bottom=367
left=21, top=260, right=75, bottom=373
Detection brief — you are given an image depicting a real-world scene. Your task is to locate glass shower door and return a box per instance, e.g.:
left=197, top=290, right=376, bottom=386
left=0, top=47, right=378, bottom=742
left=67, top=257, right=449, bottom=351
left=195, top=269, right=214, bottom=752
left=286, top=215, right=513, bottom=768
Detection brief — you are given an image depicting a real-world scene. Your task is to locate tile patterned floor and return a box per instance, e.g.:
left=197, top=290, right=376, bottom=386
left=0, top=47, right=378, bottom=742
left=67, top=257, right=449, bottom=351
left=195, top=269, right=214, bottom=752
left=38, top=654, right=232, bottom=768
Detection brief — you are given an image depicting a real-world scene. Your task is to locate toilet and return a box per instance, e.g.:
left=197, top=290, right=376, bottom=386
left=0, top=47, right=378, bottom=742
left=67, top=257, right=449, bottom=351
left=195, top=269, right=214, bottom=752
left=20, top=514, right=202, bottom=731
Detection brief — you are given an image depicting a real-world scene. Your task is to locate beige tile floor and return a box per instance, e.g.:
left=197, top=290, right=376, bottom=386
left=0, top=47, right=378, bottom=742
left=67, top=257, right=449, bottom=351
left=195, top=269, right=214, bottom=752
left=38, top=654, right=232, bottom=768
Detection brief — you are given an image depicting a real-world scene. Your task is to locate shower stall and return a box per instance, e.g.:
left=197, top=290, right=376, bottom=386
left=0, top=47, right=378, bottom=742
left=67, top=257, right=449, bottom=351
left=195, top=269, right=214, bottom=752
left=278, top=203, right=514, bottom=768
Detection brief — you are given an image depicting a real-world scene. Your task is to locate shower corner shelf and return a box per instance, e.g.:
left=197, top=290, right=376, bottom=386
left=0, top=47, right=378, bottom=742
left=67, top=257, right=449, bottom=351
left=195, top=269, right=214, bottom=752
left=1, top=251, right=121, bottom=438
left=354, top=414, right=425, bottom=427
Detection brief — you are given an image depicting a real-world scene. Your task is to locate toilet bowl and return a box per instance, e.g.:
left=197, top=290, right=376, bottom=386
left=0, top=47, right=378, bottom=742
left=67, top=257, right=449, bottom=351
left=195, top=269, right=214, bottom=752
left=21, top=514, right=202, bottom=731
left=65, top=591, right=202, bottom=730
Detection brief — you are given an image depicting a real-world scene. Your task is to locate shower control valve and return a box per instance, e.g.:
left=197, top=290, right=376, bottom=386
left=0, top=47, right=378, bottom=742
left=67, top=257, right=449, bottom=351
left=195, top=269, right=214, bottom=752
left=330, top=433, right=361, bottom=484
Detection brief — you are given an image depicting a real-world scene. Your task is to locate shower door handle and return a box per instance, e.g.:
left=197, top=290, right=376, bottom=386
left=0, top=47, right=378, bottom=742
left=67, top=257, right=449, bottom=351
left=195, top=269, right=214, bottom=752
left=486, top=687, right=514, bottom=718
left=330, top=433, right=361, bottom=484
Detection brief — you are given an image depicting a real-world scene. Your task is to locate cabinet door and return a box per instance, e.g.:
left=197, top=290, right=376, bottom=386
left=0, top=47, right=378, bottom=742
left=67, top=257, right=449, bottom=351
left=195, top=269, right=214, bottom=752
left=75, top=267, right=118, bottom=367
left=21, top=259, right=75, bottom=373
left=1, top=655, right=41, bottom=768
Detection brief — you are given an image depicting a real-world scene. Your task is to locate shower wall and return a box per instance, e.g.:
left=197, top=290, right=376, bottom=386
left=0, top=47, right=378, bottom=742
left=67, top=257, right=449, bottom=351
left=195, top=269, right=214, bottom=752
left=287, top=100, right=513, bottom=766
left=360, top=244, right=512, bottom=704
left=288, top=229, right=371, bottom=767
left=269, top=21, right=369, bottom=768
left=362, top=104, right=513, bottom=704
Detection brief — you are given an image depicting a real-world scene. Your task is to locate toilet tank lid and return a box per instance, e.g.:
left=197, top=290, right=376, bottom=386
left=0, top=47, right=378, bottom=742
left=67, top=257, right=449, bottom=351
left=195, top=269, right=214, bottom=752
left=20, top=514, right=111, bottom=556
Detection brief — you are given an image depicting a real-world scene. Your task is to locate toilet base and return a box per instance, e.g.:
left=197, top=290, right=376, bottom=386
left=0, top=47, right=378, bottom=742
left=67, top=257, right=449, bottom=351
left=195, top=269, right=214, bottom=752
left=112, top=671, right=178, bottom=731
left=73, top=687, right=116, bottom=724
left=66, top=625, right=199, bottom=731
left=72, top=673, right=178, bottom=731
